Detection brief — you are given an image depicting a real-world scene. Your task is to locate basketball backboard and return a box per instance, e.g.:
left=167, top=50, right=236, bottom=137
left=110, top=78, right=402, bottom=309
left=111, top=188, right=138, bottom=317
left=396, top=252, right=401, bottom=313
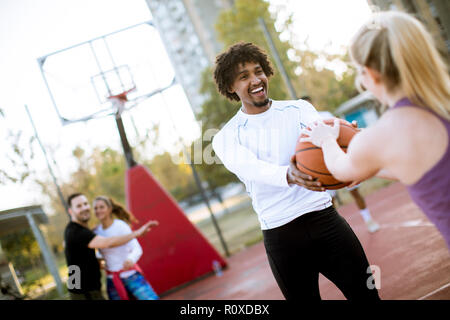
left=37, top=21, right=176, bottom=124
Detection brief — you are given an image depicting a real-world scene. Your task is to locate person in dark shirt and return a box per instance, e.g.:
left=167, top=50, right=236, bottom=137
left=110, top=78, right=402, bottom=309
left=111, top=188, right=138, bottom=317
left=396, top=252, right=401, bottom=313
left=64, top=193, right=157, bottom=300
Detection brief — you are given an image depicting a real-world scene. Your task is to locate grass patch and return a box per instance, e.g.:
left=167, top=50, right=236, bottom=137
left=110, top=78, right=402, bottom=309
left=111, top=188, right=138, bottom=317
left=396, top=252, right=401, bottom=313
left=195, top=200, right=262, bottom=256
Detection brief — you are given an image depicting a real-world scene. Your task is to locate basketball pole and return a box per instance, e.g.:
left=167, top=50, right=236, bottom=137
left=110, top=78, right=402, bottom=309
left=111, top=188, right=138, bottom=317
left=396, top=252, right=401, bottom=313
left=183, top=146, right=230, bottom=257
left=109, top=97, right=137, bottom=169
left=24, top=104, right=70, bottom=218
left=115, top=113, right=138, bottom=168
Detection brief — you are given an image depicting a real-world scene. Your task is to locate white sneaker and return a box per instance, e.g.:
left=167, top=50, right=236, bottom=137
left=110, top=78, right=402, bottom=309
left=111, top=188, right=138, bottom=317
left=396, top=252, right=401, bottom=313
left=366, top=219, right=380, bottom=233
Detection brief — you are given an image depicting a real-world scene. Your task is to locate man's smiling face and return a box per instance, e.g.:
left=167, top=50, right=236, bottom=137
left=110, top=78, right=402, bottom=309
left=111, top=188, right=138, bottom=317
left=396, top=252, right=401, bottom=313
left=228, top=61, right=270, bottom=110
left=68, top=194, right=91, bottom=224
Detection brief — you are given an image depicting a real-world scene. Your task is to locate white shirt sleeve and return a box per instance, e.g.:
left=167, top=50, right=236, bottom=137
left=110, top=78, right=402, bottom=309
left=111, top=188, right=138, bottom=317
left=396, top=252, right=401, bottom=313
left=300, top=100, right=323, bottom=125
left=92, top=226, right=103, bottom=259
left=126, top=239, right=143, bottom=264
left=213, top=131, right=289, bottom=188
left=318, top=111, right=335, bottom=120
left=115, top=220, right=143, bottom=264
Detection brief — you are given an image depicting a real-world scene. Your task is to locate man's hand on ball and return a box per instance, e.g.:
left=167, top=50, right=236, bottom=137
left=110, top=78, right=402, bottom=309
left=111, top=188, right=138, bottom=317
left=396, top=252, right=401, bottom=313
left=288, top=155, right=326, bottom=191
left=300, top=119, right=340, bottom=147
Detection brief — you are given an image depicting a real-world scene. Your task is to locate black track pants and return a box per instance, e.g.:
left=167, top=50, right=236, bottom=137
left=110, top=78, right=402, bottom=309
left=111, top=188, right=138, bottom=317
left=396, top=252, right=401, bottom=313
left=262, top=206, right=380, bottom=300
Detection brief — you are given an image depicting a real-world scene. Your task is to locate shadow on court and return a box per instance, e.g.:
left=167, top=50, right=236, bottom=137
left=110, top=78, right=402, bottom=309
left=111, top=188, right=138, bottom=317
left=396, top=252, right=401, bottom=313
left=163, top=182, right=450, bottom=300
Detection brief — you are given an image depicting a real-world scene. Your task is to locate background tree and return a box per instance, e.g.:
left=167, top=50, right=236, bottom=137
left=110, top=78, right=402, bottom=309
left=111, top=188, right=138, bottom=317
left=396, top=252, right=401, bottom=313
left=292, top=48, right=358, bottom=112
left=1, top=229, right=41, bottom=271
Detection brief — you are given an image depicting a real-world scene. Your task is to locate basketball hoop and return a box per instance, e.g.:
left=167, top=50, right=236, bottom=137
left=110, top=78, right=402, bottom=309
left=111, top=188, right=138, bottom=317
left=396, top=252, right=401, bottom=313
left=108, top=87, right=136, bottom=118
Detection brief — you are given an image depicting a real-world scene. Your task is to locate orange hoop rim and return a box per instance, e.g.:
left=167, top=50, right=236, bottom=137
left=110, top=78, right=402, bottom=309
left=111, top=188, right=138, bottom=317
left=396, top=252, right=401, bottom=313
left=107, top=87, right=136, bottom=102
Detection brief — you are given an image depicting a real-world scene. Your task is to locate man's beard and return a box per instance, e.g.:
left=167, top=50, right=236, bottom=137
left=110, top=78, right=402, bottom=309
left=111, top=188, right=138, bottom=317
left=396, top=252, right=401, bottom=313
left=77, top=210, right=91, bottom=223
left=253, top=98, right=270, bottom=107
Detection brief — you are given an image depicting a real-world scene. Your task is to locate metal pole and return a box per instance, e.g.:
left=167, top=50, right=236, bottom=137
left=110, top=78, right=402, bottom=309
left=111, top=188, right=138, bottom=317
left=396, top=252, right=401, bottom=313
left=156, top=88, right=230, bottom=257
left=183, top=147, right=230, bottom=257
left=110, top=98, right=137, bottom=169
left=430, top=0, right=450, bottom=56
left=24, top=105, right=69, bottom=217
left=115, top=114, right=138, bottom=169
left=26, top=212, right=64, bottom=297
left=209, top=183, right=231, bottom=216
left=258, top=17, right=297, bottom=100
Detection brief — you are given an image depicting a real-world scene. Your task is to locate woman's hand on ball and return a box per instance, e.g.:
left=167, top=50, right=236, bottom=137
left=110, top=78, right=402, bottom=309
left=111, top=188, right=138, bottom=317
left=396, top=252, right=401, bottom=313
left=288, top=156, right=326, bottom=191
left=300, top=119, right=340, bottom=147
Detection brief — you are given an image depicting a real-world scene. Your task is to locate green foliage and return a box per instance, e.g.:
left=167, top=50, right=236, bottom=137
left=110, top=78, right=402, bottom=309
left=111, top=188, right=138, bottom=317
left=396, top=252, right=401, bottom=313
left=1, top=229, right=41, bottom=271
left=142, top=151, right=198, bottom=200
left=197, top=67, right=240, bottom=130
left=92, top=148, right=127, bottom=201
left=214, top=0, right=298, bottom=102
left=292, top=49, right=358, bottom=112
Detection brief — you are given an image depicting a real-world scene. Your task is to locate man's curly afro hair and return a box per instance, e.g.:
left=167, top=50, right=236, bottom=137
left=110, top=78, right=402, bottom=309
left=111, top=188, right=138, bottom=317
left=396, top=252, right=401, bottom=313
left=213, top=42, right=274, bottom=102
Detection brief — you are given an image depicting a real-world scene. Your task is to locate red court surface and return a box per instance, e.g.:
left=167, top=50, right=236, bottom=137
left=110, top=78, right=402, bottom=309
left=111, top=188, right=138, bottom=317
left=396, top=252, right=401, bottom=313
left=163, top=183, right=450, bottom=300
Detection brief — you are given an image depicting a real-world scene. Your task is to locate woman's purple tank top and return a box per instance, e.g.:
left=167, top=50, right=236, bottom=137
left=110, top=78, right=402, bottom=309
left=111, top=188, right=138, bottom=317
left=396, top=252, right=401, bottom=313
left=391, top=98, right=450, bottom=249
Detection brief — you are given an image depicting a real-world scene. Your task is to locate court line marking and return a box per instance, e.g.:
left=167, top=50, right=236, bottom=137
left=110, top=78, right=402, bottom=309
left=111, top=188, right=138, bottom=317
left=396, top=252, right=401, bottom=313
left=417, top=282, right=450, bottom=300
left=379, top=219, right=434, bottom=229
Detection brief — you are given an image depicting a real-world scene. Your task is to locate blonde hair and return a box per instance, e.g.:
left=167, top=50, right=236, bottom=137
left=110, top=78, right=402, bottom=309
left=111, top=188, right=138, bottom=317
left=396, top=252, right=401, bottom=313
left=94, top=196, right=138, bottom=225
left=350, top=11, right=450, bottom=120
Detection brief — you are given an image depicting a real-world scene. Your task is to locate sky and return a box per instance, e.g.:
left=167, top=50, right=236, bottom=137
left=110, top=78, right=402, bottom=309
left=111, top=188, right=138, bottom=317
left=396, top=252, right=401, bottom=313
left=0, top=0, right=372, bottom=212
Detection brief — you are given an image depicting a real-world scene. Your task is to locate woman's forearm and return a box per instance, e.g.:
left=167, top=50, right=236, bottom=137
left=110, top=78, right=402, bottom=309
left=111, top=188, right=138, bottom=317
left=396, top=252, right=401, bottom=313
left=322, top=138, right=355, bottom=182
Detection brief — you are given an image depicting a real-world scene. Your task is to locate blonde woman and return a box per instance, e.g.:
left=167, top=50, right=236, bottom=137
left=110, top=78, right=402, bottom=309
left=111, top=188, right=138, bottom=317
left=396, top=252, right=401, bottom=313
left=93, top=196, right=159, bottom=300
left=301, top=11, right=450, bottom=249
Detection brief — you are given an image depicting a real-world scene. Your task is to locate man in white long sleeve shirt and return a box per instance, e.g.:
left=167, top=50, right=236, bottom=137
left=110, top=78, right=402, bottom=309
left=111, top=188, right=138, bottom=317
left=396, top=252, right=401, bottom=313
left=211, top=42, right=379, bottom=300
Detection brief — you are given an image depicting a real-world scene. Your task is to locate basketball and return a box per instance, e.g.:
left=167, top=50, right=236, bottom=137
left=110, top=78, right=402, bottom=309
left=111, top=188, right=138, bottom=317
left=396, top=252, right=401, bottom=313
left=295, top=118, right=359, bottom=190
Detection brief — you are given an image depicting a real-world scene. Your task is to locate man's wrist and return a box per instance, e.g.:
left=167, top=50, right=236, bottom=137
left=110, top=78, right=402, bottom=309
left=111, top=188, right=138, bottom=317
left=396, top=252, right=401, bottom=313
left=286, top=168, right=295, bottom=186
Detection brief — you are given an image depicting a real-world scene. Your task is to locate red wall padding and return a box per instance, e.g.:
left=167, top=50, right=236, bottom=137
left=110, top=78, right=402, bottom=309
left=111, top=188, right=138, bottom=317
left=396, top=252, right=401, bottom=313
left=125, top=165, right=227, bottom=294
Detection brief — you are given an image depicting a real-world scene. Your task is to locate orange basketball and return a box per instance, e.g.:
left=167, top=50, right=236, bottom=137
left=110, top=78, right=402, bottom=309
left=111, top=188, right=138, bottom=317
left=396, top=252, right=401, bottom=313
left=295, top=118, right=359, bottom=190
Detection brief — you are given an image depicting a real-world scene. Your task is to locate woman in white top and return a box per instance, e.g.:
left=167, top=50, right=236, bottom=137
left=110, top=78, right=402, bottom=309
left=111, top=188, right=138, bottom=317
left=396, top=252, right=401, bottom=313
left=93, top=196, right=159, bottom=300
